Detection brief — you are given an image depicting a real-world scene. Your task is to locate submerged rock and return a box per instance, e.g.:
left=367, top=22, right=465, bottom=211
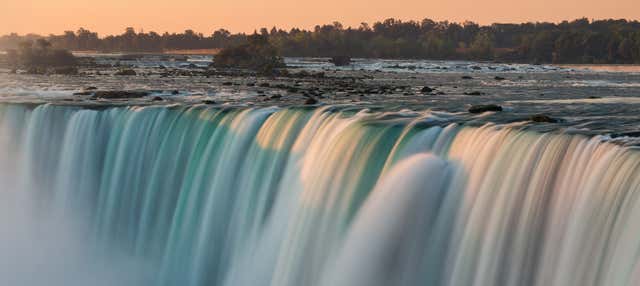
left=464, top=91, right=485, bottom=96
left=468, top=104, right=503, bottom=114
left=494, top=76, right=506, bottom=81
left=529, top=114, right=558, bottom=123
left=461, top=75, right=473, bottom=80
left=53, top=67, right=78, bottom=75
left=115, top=69, right=137, bottom=76
left=93, top=90, right=149, bottom=99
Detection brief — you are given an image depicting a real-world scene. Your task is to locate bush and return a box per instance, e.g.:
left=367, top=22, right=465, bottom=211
left=212, top=34, right=285, bottom=74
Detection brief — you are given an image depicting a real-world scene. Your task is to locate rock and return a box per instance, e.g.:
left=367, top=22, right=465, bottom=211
left=246, top=82, right=256, bottom=87
left=436, top=91, right=446, bottom=95
left=529, top=114, right=558, bottom=123
left=115, top=69, right=136, bottom=76
left=461, top=76, right=473, bottom=80
left=420, top=86, right=434, bottom=93
left=93, top=90, right=149, bottom=99
left=468, top=104, right=503, bottom=114
left=73, top=91, right=93, bottom=96
left=494, top=76, right=506, bottom=81
left=330, top=56, right=352, bottom=66
left=471, top=66, right=482, bottom=70
left=222, top=82, right=233, bottom=86
left=152, top=96, right=164, bottom=101
left=304, top=97, right=319, bottom=105
left=313, top=72, right=325, bottom=78
left=84, top=86, right=98, bottom=91
left=259, top=83, right=270, bottom=88
left=171, top=90, right=180, bottom=95
left=295, top=70, right=310, bottom=77
left=464, top=91, right=485, bottom=96
left=270, top=94, right=282, bottom=99
left=53, top=67, right=78, bottom=75
left=202, top=100, right=216, bottom=104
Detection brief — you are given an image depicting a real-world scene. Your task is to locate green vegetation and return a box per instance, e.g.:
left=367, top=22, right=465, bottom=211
left=2, top=18, right=640, bottom=64
left=3, top=39, right=77, bottom=74
left=212, top=34, right=285, bottom=74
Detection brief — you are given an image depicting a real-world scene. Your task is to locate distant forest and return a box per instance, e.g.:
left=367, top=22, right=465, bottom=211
left=2, top=18, right=640, bottom=64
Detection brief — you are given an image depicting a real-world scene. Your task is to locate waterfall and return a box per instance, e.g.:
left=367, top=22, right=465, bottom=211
left=1, top=103, right=639, bottom=286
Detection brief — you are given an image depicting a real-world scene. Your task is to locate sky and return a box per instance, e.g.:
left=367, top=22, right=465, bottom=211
left=1, top=0, right=639, bottom=36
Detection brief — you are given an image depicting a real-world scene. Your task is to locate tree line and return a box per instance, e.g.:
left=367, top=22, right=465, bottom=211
left=2, top=18, right=640, bottom=64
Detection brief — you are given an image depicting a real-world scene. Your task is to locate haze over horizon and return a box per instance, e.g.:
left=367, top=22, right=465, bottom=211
left=2, top=0, right=639, bottom=36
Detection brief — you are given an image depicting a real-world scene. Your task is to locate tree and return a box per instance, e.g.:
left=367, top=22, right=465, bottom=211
left=469, top=31, right=494, bottom=59
left=2, top=18, right=639, bottom=63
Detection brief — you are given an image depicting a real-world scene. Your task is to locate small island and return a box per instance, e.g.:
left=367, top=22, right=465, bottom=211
left=2, top=39, right=77, bottom=74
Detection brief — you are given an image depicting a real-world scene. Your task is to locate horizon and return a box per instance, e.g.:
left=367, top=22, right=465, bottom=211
left=2, top=0, right=639, bottom=36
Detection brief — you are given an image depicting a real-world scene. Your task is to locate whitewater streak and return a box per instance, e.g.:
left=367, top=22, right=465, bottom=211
left=1, top=103, right=640, bottom=286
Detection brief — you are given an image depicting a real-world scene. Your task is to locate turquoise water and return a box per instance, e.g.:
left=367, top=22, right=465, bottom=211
left=1, top=103, right=640, bottom=286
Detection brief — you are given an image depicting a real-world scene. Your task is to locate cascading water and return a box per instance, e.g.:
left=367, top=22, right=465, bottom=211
left=1, top=102, right=639, bottom=286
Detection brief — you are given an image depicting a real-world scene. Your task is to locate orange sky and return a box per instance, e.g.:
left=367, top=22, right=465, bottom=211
left=2, top=0, right=639, bottom=36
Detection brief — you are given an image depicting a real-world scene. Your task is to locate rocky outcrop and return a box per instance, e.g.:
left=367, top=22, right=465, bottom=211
left=93, top=90, right=149, bottom=99
left=115, top=69, right=137, bottom=76
left=421, top=86, right=434, bottom=93
left=529, top=114, right=559, bottom=123
left=468, top=104, right=503, bottom=113
left=330, top=56, right=352, bottom=66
